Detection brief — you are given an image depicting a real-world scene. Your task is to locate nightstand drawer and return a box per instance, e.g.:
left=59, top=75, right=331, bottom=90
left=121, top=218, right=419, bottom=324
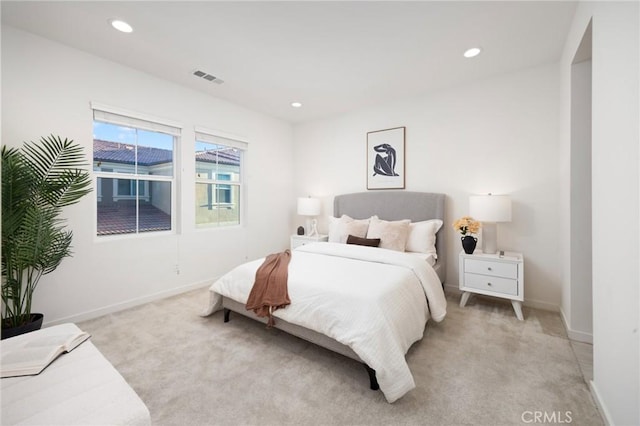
left=290, top=234, right=328, bottom=250
left=464, top=273, right=518, bottom=296
left=464, top=258, right=518, bottom=279
left=292, top=239, right=315, bottom=249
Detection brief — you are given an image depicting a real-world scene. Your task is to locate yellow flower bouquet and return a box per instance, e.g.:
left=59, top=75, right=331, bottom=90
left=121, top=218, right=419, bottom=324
left=453, top=216, right=481, bottom=254
left=452, top=216, right=481, bottom=236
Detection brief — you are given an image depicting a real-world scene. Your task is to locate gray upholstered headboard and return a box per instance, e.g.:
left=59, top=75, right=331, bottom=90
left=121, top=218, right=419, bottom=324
left=333, top=191, right=446, bottom=283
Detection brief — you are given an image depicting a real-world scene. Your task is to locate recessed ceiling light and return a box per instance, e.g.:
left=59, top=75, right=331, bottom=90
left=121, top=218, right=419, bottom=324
left=464, top=47, right=482, bottom=58
left=110, top=19, right=133, bottom=33
left=291, top=102, right=302, bottom=108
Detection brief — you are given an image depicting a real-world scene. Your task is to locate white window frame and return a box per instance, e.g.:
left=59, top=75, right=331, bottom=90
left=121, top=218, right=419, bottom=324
left=195, top=127, right=247, bottom=229
left=92, top=102, right=181, bottom=238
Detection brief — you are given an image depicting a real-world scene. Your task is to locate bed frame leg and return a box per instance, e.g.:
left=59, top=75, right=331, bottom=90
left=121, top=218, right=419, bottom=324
left=223, top=308, right=231, bottom=323
left=364, top=364, right=379, bottom=390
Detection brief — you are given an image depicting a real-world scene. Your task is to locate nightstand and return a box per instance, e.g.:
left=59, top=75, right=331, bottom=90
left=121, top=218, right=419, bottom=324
left=290, top=234, right=328, bottom=250
left=459, top=251, right=524, bottom=320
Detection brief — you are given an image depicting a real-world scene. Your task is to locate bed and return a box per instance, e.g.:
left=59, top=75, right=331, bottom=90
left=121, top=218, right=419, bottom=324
left=202, top=191, right=447, bottom=403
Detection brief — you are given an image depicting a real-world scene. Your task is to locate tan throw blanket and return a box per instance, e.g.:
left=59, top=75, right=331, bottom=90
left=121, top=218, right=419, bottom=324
left=245, top=249, right=292, bottom=327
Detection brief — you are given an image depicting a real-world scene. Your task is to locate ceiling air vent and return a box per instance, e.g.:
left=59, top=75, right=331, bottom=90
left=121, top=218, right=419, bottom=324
left=193, top=70, right=224, bottom=85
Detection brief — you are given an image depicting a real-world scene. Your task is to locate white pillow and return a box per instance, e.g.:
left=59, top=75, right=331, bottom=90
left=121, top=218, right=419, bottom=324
left=366, top=217, right=411, bottom=252
left=328, top=215, right=371, bottom=243
left=327, top=216, right=342, bottom=242
left=405, top=219, right=443, bottom=257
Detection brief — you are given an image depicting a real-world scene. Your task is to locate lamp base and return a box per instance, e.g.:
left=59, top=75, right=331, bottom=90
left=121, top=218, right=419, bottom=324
left=305, top=218, right=318, bottom=237
left=482, top=222, right=498, bottom=254
left=308, top=218, right=318, bottom=237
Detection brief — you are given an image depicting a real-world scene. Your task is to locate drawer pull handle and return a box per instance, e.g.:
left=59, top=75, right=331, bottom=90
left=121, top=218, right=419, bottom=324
left=487, top=282, right=492, bottom=286
left=487, top=267, right=492, bottom=271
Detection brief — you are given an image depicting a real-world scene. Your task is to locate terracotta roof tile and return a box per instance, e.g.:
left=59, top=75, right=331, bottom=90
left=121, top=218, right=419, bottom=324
left=93, top=140, right=239, bottom=166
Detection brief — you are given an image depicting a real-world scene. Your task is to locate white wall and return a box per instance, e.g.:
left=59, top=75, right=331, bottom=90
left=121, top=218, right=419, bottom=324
left=567, top=57, right=593, bottom=343
left=560, top=2, right=639, bottom=424
left=293, top=64, right=562, bottom=310
left=1, top=27, right=295, bottom=324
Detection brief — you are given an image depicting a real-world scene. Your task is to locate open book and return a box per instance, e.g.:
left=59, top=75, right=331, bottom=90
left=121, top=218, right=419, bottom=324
left=1, top=328, right=90, bottom=378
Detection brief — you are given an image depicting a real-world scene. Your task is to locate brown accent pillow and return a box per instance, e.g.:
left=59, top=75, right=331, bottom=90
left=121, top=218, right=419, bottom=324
left=346, top=234, right=381, bottom=247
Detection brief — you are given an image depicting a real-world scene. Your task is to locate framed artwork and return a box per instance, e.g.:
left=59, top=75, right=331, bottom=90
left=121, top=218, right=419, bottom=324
left=366, top=126, right=405, bottom=190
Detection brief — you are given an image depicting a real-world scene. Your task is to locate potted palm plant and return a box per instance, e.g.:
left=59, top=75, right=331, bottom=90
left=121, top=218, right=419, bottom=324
left=1, top=135, right=92, bottom=339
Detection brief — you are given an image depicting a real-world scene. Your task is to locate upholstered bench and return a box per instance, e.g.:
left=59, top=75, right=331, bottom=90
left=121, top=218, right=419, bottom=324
left=1, top=323, right=150, bottom=425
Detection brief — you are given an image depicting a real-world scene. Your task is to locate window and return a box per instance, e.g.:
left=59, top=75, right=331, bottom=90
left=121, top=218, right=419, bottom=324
left=92, top=105, right=180, bottom=236
left=195, top=130, right=246, bottom=227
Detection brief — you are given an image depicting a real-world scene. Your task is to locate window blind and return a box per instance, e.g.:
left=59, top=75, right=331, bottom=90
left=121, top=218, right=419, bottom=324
left=92, top=103, right=181, bottom=136
left=195, top=129, right=248, bottom=150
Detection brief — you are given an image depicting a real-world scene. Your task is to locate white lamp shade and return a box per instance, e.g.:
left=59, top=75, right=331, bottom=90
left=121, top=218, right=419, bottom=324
left=469, top=195, right=512, bottom=222
left=297, top=197, right=321, bottom=216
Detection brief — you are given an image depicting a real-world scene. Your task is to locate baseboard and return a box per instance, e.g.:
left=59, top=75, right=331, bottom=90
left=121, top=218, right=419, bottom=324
left=589, top=380, right=612, bottom=426
left=43, top=279, right=215, bottom=327
left=444, top=283, right=461, bottom=295
left=560, top=307, right=594, bottom=344
left=444, top=283, right=559, bottom=312
left=522, top=297, right=558, bottom=312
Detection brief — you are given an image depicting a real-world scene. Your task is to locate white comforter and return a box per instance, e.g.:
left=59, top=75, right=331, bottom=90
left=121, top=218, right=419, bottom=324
left=203, top=242, right=447, bottom=403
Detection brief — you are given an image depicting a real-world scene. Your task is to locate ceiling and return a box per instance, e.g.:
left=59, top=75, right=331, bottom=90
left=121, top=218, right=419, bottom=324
left=1, top=1, right=577, bottom=123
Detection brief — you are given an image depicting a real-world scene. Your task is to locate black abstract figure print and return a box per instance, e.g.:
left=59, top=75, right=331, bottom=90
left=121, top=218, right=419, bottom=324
left=372, top=143, right=399, bottom=177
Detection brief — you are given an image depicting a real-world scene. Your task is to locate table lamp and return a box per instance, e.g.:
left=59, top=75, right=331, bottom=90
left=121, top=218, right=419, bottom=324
left=469, top=194, right=512, bottom=254
left=297, top=197, right=321, bottom=237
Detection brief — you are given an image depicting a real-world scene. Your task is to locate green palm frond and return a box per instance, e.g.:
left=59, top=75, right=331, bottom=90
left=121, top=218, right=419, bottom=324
left=2, top=135, right=92, bottom=329
left=22, top=135, right=92, bottom=208
left=13, top=206, right=71, bottom=272
left=2, top=147, right=33, bottom=234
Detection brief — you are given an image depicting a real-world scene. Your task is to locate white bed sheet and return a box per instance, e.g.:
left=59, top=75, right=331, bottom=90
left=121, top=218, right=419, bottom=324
left=204, top=242, right=447, bottom=403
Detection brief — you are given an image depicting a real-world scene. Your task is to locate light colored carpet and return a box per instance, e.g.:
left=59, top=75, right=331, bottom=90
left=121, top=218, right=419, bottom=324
left=78, top=289, right=603, bottom=425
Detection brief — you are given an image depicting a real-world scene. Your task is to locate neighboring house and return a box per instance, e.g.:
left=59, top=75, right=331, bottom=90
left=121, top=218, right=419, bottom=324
left=194, top=146, right=241, bottom=211
left=93, top=139, right=241, bottom=234
left=93, top=139, right=172, bottom=206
